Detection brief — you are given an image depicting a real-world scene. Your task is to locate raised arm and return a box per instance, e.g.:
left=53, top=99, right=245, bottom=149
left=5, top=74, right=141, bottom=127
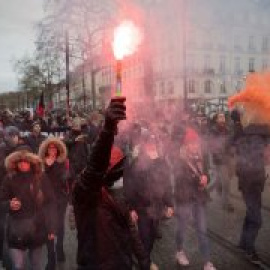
left=73, top=98, right=126, bottom=197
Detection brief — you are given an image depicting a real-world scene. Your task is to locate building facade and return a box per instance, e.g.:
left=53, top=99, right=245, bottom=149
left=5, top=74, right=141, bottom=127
left=51, top=0, right=270, bottom=109
left=150, top=0, right=270, bottom=104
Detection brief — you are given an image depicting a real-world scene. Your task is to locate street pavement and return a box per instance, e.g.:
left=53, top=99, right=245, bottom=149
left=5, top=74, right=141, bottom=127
left=57, top=171, right=270, bottom=270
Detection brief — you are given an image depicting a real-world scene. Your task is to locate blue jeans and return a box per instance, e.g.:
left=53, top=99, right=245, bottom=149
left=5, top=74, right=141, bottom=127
left=175, top=202, right=210, bottom=263
left=9, top=246, right=43, bottom=270
left=212, top=163, right=232, bottom=206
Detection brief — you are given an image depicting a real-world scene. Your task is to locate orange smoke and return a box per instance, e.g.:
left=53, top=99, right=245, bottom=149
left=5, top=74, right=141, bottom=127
left=228, top=72, right=270, bottom=124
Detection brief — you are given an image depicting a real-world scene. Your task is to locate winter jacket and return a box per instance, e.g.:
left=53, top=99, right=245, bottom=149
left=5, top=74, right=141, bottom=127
left=0, top=150, right=56, bottom=249
left=39, top=137, right=69, bottom=204
left=210, top=125, right=231, bottom=165
left=124, top=155, right=173, bottom=218
left=24, top=133, right=46, bottom=153
left=64, top=130, right=89, bottom=180
left=174, top=156, right=209, bottom=205
left=20, top=119, right=33, bottom=132
left=235, top=124, right=269, bottom=193
left=0, top=141, right=20, bottom=187
left=73, top=129, right=149, bottom=270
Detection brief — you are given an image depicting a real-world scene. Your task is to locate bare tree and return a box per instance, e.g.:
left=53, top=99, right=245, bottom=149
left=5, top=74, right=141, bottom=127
left=35, top=0, right=117, bottom=109
left=38, top=0, right=116, bottom=69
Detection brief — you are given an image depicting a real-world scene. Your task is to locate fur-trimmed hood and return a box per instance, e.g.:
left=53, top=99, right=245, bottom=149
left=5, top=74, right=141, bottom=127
left=38, top=137, right=67, bottom=163
left=5, top=150, right=42, bottom=175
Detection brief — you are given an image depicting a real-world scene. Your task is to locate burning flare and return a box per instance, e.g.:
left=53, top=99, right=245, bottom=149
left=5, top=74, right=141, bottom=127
left=113, top=20, right=143, bottom=60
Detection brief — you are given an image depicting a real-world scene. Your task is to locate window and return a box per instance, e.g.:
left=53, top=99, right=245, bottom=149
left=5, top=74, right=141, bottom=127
left=204, top=80, right=212, bottom=94
left=234, top=57, right=241, bottom=74
left=220, top=82, right=227, bottom=94
left=235, top=80, right=242, bottom=91
left=248, top=36, right=255, bottom=51
left=249, top=58, right=255, bottom=72
left=262, top=37, right=269, bottom=52
left=168, top=81, right=174, bottom=95
left=262, top=59, right=268, bottom=71
left=188, top=80, right=196, bottom=94
left=219, top=56, right=226, bottom=74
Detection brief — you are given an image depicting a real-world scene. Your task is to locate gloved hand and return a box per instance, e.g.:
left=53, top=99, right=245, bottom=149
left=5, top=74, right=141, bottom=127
left=104, top=97, right=126, bottom=133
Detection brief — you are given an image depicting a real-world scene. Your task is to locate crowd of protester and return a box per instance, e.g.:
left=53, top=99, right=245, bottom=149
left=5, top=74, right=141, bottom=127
left=0, top=97, right=268, bottom=270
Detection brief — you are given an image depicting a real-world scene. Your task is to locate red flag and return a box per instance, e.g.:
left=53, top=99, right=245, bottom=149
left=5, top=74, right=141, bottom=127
left=37, top=91, right=45, bottom=117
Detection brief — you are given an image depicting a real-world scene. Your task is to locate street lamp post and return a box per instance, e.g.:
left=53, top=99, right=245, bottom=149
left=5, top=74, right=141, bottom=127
left=182, top=0, right=188, bottom=111
left=65, top=30, right=70, bottom=116
left=26, top=90, right=29, bottom=108
left=91, top=68, right=97, bottom=110
left=81, top=50, right=86, bottom=111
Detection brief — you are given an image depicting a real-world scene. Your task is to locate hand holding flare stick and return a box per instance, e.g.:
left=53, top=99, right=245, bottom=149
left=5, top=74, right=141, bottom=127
left=116, top=60, right=122, bottom=97
left=112, top=20, right=143, bottom=97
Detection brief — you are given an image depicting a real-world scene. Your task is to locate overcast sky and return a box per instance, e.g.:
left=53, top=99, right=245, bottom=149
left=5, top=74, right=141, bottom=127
left=0, top=0, right=44, bottom=93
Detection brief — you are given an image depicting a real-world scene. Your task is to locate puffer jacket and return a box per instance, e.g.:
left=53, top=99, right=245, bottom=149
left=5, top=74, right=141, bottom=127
left=73, top=129, right=149, bottom=270
left=0, top=150, right=56, bottom=249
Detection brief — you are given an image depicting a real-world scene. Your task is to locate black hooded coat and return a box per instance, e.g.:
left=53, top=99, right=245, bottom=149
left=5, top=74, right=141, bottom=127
left=73, top=128, right=149, bottom=270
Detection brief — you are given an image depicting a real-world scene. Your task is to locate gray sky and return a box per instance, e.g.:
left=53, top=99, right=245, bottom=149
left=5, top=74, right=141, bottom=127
left=0, top=0, right=44, bottom=93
